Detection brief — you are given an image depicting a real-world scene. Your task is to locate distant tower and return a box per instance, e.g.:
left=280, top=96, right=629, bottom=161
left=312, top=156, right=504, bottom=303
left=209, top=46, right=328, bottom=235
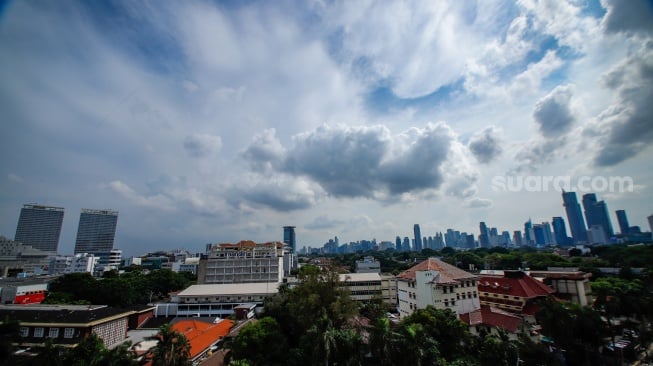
left=395, top=236, right=402, bottom=251
left=552, top=217, right=570, bottom=245
left=648, top=214, right=653, bottom=233
left=582, top=193, right=614, bottom=238
left=14, top=204, right=64, bottom=252
left=615, top=210, right=630, bottom=235
left=283, top=226, right=296, bottom=253
left=524, top=219, right=534, bottom=245
left=413, top=224, right=422, bottom=251
left=479, top=222, right=489, bottom=248
left=562, top=191, right=588, bottom=243
left=74, top=209, right=118, bottom=254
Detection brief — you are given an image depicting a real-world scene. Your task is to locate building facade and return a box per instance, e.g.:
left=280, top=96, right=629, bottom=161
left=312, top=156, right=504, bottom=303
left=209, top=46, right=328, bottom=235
left=197, top=241, right=284, bottom=284
left=397, top=258, right=480, bottom=318
left=477, top=271, right=554, bottom=316
left=74, top=209, right=119, bottom=255
left=14, top=204, right=64, bottom=253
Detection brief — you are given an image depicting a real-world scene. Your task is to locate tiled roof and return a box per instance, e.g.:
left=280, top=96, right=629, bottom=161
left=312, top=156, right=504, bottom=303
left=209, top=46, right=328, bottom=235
left=396, top=258, right=476, bottom=284
left=460, top=306, right=523, bottom=333
left=478, top=271, right=554, bottom=299
left=171, top=319, right=233, bottom=360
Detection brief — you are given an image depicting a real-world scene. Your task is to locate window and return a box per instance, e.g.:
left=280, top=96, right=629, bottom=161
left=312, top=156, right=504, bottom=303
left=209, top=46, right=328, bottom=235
left=34, top=328, right=44, bottom=338
left=64, top=328, right=75, bottom=338
left=48, top=328, right=59, bottom=338
left=19, top=327, right=29, bottom=337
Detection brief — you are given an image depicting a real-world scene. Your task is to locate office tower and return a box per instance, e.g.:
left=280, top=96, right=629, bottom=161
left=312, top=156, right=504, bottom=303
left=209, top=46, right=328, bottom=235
left=14, top=204, right=64, bottom=252
left=533, top=225, right=545, bottom=245
left=283, top=226, right=296, bottom=253
left=479, top=222, right=489, bottom=247
left=466, top=234, right=475, bottom=248
left=73, top=209, right=118, bottom=254
left=395, top=236, right=402, bottom=251
left=552, top=217, right=570, bottom=245
left=582, top=193, right=614, bottom=238
left=562, top=191, right=588, bottom=243
left=413, top=224, right=422, bottom=251
left=524, top=219, right=534, bottom=245
left=648, top=214, right=653, bottom=233
left=616, top=210, right=630, bottom=235
left=587, top=225, right=608, bottom=244
left=501, top=231, right=511, bottom=247
left=513, top=230, right=523, bottom=246
left=403, top=237, right=410, bottom=252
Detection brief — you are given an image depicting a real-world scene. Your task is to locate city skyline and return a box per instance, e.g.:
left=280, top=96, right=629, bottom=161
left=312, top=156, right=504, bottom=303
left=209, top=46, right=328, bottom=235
left=1, top=1, right=652, bottom=256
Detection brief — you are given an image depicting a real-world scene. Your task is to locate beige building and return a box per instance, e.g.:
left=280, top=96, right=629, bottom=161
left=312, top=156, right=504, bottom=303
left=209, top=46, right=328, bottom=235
left=529, top=270, right=592, bottom=306
left=198, top=241, right=284, bottom=284
left=396, top=258, right=480, bottom=318
left=339, top=273, right=397, bottom=305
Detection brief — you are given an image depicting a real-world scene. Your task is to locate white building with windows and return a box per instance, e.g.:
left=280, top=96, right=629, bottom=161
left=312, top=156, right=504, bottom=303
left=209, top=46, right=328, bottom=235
left=397, top=258, right=480, bottom=318
left=66, top=253, right=99, bottom=274
left=197, top=241, right=284, bottom=284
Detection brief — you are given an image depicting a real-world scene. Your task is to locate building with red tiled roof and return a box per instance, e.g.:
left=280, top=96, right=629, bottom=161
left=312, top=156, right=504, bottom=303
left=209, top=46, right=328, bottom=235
left=477, top=271, right=554, bottom=316
left=171, top=319, right=234, bottom=362
left=397, top=258, right=480, bottom=318
left=460, top=305, right=526, bottom=339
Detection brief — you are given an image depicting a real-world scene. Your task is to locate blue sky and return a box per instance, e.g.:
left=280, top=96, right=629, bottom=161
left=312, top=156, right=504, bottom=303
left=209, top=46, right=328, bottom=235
left=1, top=0, right=652, bottom=256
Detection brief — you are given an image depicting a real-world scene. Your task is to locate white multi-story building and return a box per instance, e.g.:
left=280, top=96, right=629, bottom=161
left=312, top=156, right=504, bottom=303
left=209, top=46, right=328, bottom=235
left=171, top=257, right=200, bottom=275
left=197, top=241, right=284, bottom=284
left=66, top=253, right=99, bottom=274
left=397, top=258, right=480, bottom=318
left=338, top=272, right=398, bottom=305
left=49, top=256, right=73, bottom=275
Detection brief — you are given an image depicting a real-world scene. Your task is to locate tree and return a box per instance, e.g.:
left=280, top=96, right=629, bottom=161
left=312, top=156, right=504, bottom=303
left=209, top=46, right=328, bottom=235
left=229, top=317, right=288, bottom=366
left=148, top=324, right=191, bottom=366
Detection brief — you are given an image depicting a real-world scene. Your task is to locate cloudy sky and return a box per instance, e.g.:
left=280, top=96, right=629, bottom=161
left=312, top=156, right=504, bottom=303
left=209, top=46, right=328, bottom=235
left=1, top=0, right=652, bottom=256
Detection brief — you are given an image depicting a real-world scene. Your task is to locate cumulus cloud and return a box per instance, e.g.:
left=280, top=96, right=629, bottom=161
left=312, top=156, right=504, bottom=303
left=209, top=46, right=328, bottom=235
left=240, top=128, right=286, bottom=172
left=183, top=133, right=222, bottom=157
left=591, top=41, right=653, bottom=166
left=601, top=0, right=653, bottom=35
left=465, top=197, right=492, bottom=208
left=533, top=85, right=576, bottom=138
left=228, top=175, right=323, bottom=212
left=468, top=126, right=502, bottom=164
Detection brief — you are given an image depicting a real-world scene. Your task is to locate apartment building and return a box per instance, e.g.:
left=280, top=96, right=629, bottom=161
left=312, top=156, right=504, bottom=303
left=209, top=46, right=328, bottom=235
left=197, top=241, right=284, bottom=284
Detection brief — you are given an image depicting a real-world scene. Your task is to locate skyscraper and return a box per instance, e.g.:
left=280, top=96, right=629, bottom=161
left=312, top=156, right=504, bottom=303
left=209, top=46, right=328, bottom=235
left=552, top=217, right=570, bottom=245
left=615, top=210, right=630, bottom=235
left=283, top=226, right=296, bottom=253
left=524, top=219, right=534, bottom=245
left=395, top=236, right=402, bottom=251
left=74, top=209, right=118, bottom=254
left=648, top=214, right=653, bottom=233
left=562, top=191, right=588, bottom=243
left=14, top=204, right=64, bottom=252
left=479, top=222, right=489, bottom=248
left=582, top=193, right=614, bottom=238
left=413, top=224, right=422, bottom=251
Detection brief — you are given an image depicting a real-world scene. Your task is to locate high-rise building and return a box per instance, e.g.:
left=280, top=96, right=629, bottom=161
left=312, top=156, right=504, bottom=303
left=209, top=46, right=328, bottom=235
left=413, top=224, right=422, bottom=252
left=552, top=217, right=570, bottom=245
left=562, top=191, right=588, bottom=243
left=524, top=219, right=534, bottom=245
left=479, top=222, right=489, bottom=248
left=73, top=209, right=118, bottom=254
left=513, top=231, right=523, bottom=246
left=395, top=236, right=402, bottom=251
left=402, top=237, right=410, bottom=252
left=648, top=214, right=653, bottom=233
left=14, top=204, right=64, bottom=252
left=582, top=193, right=614, bottom=239
left=616, top=210, right=630, bottom=235
left=283, top=226, right=296, bottom=253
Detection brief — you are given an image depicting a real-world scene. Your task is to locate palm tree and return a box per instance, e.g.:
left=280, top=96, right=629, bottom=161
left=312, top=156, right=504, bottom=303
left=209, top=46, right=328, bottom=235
left=148, top=324, right=191, bottom=366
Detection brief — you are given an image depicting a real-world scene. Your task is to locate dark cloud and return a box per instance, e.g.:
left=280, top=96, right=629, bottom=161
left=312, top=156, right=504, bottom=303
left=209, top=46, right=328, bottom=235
left=468, top=126, right=502, bottom=164
left=183, top=134, right=222, bottom=157
left=229, top=177, right=320, bottom=211
left=533, top=85, right=575, bottom=138
left=513, top=138, right=565, bottom=173
left=240, top=128, right=286, bottom=172
left=601, top=0, right=653, bottom=35
left=593, top=41, right=653, bottom=166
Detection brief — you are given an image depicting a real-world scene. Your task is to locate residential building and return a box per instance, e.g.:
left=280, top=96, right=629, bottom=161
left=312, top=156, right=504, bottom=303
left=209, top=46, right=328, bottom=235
left=155, top=282, right=279, bottom=318
left=396, top=258, right=480, bottom=318
left=73, top=209, right=119, bottom=255
left=1, top=304, right=133, bottom=348
left=562, top=191, right=588, bottom=243
left=198, top=241, right=284, bottom=284
left=14, top=204, right=64, bottom=253
left=355, top=256, right=381, bottom=273
left=477, top=271, right=554, bottom=318
left=528, top=270, right=592, bottom=306
left=170, top=318, right=233, bottom=363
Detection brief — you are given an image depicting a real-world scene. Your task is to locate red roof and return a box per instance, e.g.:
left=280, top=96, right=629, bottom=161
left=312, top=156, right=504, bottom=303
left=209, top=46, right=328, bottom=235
left=460, top=306, right=523, bottom=333
left=171, top=319, right=234, bottom=359
left=397, top=258, right=476, bottom=284
left=478, top=271, right=554, bottom=299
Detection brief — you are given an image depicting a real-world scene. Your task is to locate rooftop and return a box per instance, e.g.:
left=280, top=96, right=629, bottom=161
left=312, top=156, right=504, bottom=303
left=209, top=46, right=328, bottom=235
left=0, top=304, right=134, bottom=326
left=396, top=257, right=477, bottom=284
left=478, top=271, right=554, bottom=299
left=339, top=273, right=382, bottom=282
left=460, top=305, right=523, bottom=333
left=177, top=283, right=279, bottom=297
left=171, top=319, right=233, bottom=359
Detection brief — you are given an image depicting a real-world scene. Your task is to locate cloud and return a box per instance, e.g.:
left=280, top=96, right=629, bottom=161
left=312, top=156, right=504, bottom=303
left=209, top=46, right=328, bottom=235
left=533, top=85, right=576, bottom=138
left=183, top=133, right=222, bottom=157
left=107, top=180, right=175, bottom=211
left=7, top=173, right=23, bottom=183
left=591, top=41, right=653, bottom=166
left=601, top=0, right=653, bottom=35
left=468, top=126, right=502, bottom=164
left=305, top=215, right=345, bottom=230
left=465, top=197, right=492, bottom=208
left=240, top=128, right=286, bottom=172
left=228, top=175, right=323, bottom=212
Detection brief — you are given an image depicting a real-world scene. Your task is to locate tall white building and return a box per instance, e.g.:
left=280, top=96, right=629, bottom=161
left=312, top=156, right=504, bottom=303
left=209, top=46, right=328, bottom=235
left=197, top=241, right=284, bottom=284
left=397, top=258, right=480, bottom=318
left=66, top=253, right=99, bottom=274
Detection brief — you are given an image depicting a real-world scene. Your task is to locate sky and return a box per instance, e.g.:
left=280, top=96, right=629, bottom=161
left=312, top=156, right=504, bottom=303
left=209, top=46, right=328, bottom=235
left=1, top=0, right=652, bottom=257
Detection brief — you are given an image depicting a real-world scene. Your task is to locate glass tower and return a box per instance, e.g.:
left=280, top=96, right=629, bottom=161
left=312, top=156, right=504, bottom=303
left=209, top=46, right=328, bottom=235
left=283, top=226, right=296, bottom=253
left=413, top=224, right=422, bottom=251
left=582, top=193, right=614, bottom=238
left=562, top=191, right=588, bottom=243
left=615, top=210, right=629, bottom=235
left=14, top=204, right=64, bottom=252
left=74, top=209, right=118, bottom=254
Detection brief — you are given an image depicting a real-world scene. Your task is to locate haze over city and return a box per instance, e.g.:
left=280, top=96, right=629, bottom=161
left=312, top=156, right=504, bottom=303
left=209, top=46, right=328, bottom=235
left=1, top=0, right=652, bottom=257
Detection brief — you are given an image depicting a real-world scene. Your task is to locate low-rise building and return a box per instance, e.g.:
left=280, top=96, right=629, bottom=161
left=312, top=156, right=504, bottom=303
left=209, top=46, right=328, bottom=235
left=171, top=318, right=233, bottom=363
left=529, top=270, right=592, bottom=306
left=355, top=257, right=381, bottom=273
left=478, top=271, right=554, bottom=317
left=198, top=241, right=284, bottom=284
left=0, top=277, right=54, bottom=304
left=396, top=258, right=480, bottom=318
left=0, top=304, right=134, bottom=348
left=460, top=305, right=528, bottom=341
left=66, top=253, right=99, bottom=274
